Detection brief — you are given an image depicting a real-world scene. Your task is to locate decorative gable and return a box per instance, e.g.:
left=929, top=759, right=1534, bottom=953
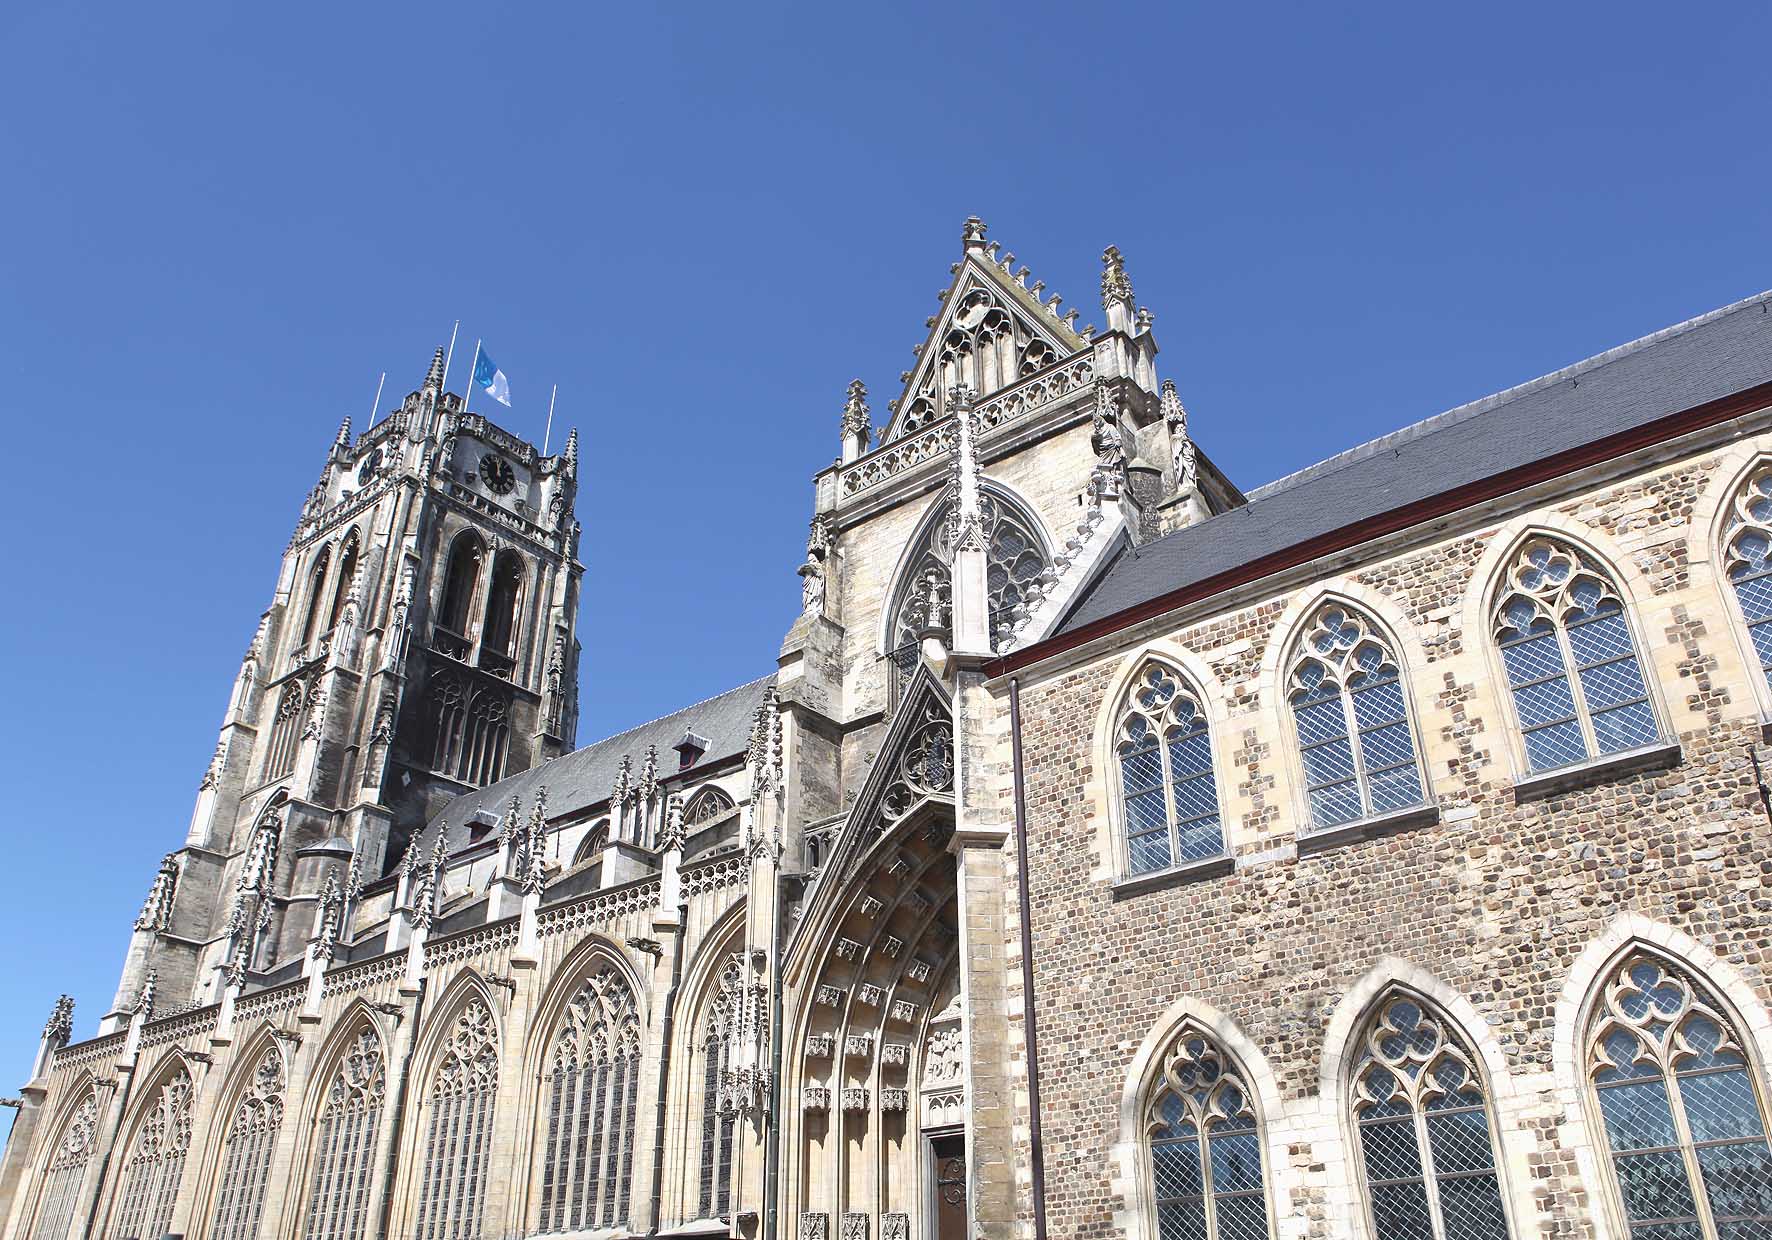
left=882, top=218, right=1087, bottom=444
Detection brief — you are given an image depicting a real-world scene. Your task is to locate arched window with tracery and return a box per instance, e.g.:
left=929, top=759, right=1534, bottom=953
left=681, top=787, right=735, bottom=830
left=266, top=680, right=306, bottom=783
left=1722, top=466, right=1772, bottom=688
left=300, top=546, right=332, bottom=649
left=1115, top=660, right=1222, bottom=876
left=696, top=958, right=741, bottom=1221
left=1144, top=1024, right=1270, bottom=1240
left=1286, top=604, right=1425, bottom=830
left=412, top=997, right=499, bottom=1240
left=1493, top=538, right=1660, bottom=773
left=537, top=967, right=641, bottom=1234
left=1584, top=952, right=1772, bottom=1240
left=1349, top=992, right=1509, bottom=1240
left=887, top=489, right=1050, bottom=687
left=26, top=1091, right=96, bottom=1240
left=211, top=1045, right=286, bottom=1240
left=481, top=551, right=525, bottom=665
left=429, top=676, right=508, bottom=785
left=112, top=1064, right=194, bottom=1240
left=437, top=534, right=484, bottom=640
left=300, top=1025, right=385, bottom=1240
left=326, top=531, right=360, bottom=633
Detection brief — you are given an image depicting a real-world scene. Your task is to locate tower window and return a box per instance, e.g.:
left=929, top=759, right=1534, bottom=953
left=480, top=551, right=525, bottom=671
left=325, top=531, right=360, bottom=633
left=438, top=534, right=484, bottom=639
left=299, top=547, right=331, bottom=649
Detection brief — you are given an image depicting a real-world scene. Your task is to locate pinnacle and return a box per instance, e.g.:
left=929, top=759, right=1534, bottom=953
left=424, top=346, right=446, bottom=391
left=564, top=427, right=579, bottom=465
left=961, top=215, right=988, bottom=253
left=334, top=416, right=352, bottom=448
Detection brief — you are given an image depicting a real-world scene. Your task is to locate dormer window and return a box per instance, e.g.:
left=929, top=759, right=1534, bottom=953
left=674, top=728, right=710, bottom=770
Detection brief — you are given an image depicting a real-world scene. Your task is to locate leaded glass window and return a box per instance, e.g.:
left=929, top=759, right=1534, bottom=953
left=303, top=1026, right=385, bottom=1240
left=1723, top=467, right=1772, bottom=688
left=1145, top=1025, right=1270, bottom=1240
left=1493, top=538, right=1659, bottom=773
left=682, top=787, right=735, bottom=828
left=112, top=1064, right=193, bottom=1240
left=412, top=998, right=499, bottom=1240
left=1350, top=993, right=1510, bottom=1240
left=211, top=1046, right=286, bottom=1240
left=537, top=968, right=641, bottom=1234
left=1586, top=953, right=1772, bottom=1240
left=1287, top=605, right=1425, bottom=829
left=1116, top=660, right=1223, bottom=875
left=697, top=959, right=742, bottom=1220
left=888, top=489, right=1050, bottom=667
left=28, top=1092, right=96, bottom=1240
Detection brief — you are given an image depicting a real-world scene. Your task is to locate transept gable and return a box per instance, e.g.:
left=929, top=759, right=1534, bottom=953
left=879, top=217, right=1088, bottom=446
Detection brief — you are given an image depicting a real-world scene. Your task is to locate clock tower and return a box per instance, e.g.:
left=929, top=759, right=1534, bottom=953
left=104, top=349, right=582, bottom=1026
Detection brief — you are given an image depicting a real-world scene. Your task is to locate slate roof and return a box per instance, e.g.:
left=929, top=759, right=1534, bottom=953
left=1057, top=289, right=1772, bottom=634
left=422, top=673, right=774, bottom=855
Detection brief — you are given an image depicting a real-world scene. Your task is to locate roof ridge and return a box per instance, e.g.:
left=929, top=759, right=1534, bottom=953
left=570, top=672, right=775, bottom=755
left=1247, top=288, right=1772, bottom=502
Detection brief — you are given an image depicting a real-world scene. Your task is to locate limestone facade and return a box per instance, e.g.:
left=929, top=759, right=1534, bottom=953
left=4, top=221, right=1772, bottom=1240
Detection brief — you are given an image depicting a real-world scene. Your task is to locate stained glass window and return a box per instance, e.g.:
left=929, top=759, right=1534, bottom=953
left=1116, top=661, right=1223, bottom=876
left=28, top=1092, right=96, bottom=1240
left=112, top=1065, right=194, bottom=1240
left=412, top=999, right=499, bottom=1240
left=1286, top=605, right=1425, bottom=830
left=537, top=968, right=641, bottom=1234
left=1586, top=953, right=1772, bottom=1240
left=302, top=1025, right=385, bottom=1240
left=697, top=959, right=742, bottom=1220
left=1493, top=539, right=1659, bottom=773
left=1723, top=468, right=1772, bottom=688
left=1350, top=993, right=1510, bottom=1240
left=211, top=1046, right=286, bottom=1240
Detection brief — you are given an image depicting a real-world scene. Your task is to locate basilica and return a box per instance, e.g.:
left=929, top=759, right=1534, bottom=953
left=4, top=219, right=1772, bottom=1240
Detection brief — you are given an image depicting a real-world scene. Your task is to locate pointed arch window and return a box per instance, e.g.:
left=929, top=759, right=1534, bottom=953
left=1585, top=952, right=1772, bottom=1240
left=1493, top=538, right=1660, bottom=772
left=438, top=534, right=484, bottom=640
left=27, top=1092, right=96, bottom=1240
left=1722, top=466, right=1772, bottom=687
left=1115, top=660, right=1223, bottom=875
left=682, top=786, right=735, bottom=829
left=697, top=959, right=742, bottom=1221
left=413, top=998, right=499, bottom=1240
left=481, top=551, right=525, bottom=664
left=300, top=546, right=332, bottom=649
left=1349, top=992, right=1510, bottom=1240
left=112, top=1064, right=194, bottom=1240
left=887, top=489, right=1050, bottom=677
left=266, top=680, right=306, bottom=783
left=300, top=1025, right=385, bottom=1240
left=211, top=1046, right=286, bottom=1240
left=537, top=967, right=642, bottom=1234
left=1286, top=605, right=1425, bottom=829
left=1144, top=1024, right=1270, bottom=1240
left=326, top=531, right=360, bottom=633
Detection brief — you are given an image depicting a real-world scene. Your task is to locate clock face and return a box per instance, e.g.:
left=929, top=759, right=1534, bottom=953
left=356, top=448, right=382, bottom=485
left=480, top=454, right=516, bottom=495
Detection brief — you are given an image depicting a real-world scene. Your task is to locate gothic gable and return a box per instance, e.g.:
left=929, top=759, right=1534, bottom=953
left=881, top=219, right=1087, bottom=445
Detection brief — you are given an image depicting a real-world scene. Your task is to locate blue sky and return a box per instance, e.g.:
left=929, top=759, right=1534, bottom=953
left=1, top=0, right=1769, bottom=1108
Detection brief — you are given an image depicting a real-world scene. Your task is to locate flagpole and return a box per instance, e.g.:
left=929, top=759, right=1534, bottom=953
left=543, top=384, right=557, bottom=455
left=463, top=339, right=481, bottom=418
left=367, top=371, right=386, bottom=426
left=433, top=320, right=460, bottom=428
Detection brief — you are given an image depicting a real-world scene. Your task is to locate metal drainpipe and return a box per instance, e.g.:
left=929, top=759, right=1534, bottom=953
left=762, top=871, right=790, bottom=1240
left=1008, top=677, right=1049, bottom=1240
left=374, top=976, right=428, bottom=1240
left=647, top=904, right=689, bottom=1235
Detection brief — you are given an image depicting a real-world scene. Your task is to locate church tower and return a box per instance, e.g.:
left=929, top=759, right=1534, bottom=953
left=104, top=350, right=583, bottom=1030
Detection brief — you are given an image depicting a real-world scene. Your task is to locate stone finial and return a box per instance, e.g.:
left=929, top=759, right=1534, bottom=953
left=638, top=745, right=659, bottom=802
left=522, top=787, right=549, bottom=895
left=612, top=755, right=633, bottom=807
left=314, top=868, right=341, bottom=963
left=661, top=793, right=686, bottom=854
left=333, top=416, right=352, bottom=452
left=842, top=379, right=871, bottom=448
left=136, top=970, right=158, bottom=1019
left=564, top=427, right=579, bottom=475
left=199, top=740, right=227, bottom=791
left=1101, top=246, right=1135, bottom=310
left=1160, top=378, right=1188, bottom=438
left=500, top=794, right=524, bottom=854
left=423, top=346, right=446, bottom=393
left=961, top=216, right=988, bottom=253
left=747, top=688, right=783, bottom=799
left=135, top=853, right=181, bottom=933
left=43, top=995, right=74, bottom=1047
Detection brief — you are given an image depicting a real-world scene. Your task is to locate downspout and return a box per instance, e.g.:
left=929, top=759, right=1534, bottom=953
left=1008, top=677, right=1049, bottom=1240
left=762, top=875, right=790, bottom=1240
left=648, top=903, right=689, bottom=1235
left=374, top=976, right=428, bottom=1240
